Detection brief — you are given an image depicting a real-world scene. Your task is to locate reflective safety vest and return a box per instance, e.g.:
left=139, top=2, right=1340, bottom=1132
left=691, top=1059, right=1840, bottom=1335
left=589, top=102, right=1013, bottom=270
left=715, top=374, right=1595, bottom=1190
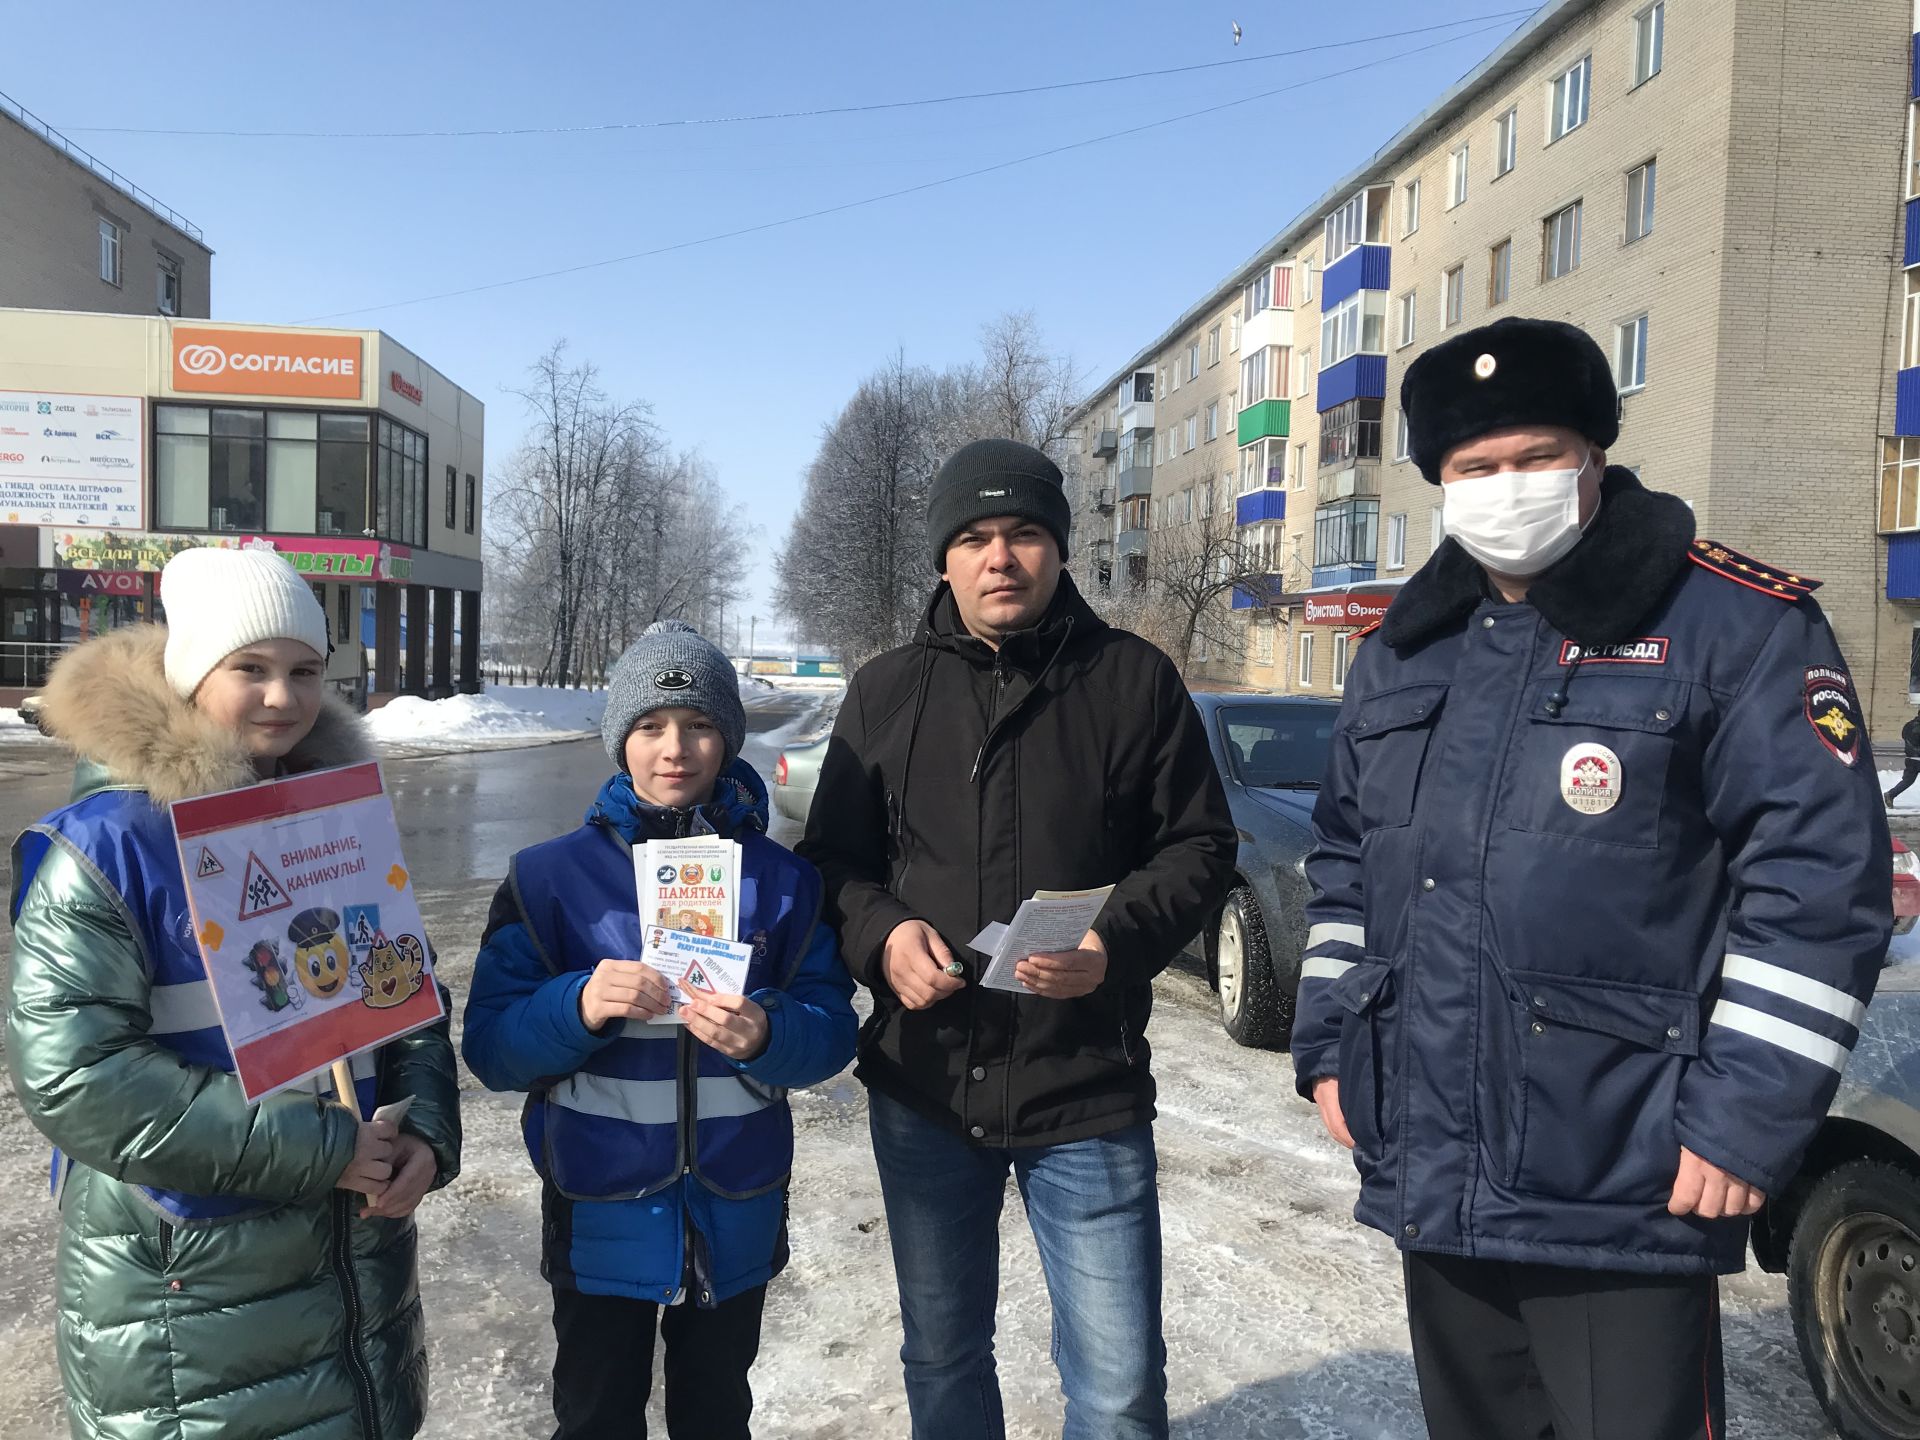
left=16, top=789, right=380, bottom=1224
left=509, top=821, right=822, bottom=1200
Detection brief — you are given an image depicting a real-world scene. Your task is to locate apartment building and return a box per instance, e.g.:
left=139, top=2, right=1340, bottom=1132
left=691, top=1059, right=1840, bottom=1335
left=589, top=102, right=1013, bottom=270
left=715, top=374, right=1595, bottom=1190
left=1071, top=0, right=1920, bottom=728
left=0, top=93, right=212, bottom=319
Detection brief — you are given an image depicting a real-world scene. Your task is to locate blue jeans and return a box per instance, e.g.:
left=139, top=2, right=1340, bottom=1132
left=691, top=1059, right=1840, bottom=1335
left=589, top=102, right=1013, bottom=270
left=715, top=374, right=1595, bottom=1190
left=866, top=1089, right=1169, bottom=1440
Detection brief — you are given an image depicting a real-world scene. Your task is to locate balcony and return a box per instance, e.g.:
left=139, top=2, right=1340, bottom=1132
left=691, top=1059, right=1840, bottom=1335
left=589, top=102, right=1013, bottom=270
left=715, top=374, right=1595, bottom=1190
left=1240, top=305, right=1294, bottom=359
left=1312, top=563, right=1378, bottom=587
left=1891, top=532, right=1920, bottom=600
left=1318, top=354, right=1388, bottom=412
left=1901, top=369, right=1920, bottom=437
left=1118, top=462, right=1154, bottom=502
left=1093, top=428, right=1118, bottom=458
left=1235, top=488, right=1287, bottom=527
left=1117, top=527, right=1149, bottom=558
left=1231, top=574, right=1286, bottom=610
left=1317, top=465, right=1382, bottom=504
left=1093, top=486, right=1115, bottom=513
left=1321, top=244, right=1392, bottom=311
left=1237, top=398, right=1291, bottom=447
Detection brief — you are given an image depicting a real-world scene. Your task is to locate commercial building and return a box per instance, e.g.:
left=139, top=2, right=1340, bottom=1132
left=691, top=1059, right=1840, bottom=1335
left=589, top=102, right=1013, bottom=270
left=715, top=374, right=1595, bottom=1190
left=0, top=92, right=212, bottom=320
left=0, top=312, right=484, bottom=705
left=1070, top=0, right=1920, bottom=729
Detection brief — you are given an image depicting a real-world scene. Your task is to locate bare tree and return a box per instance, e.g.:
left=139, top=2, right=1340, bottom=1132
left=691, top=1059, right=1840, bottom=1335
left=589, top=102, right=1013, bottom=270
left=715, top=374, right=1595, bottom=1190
left=486, top=342, right=752, bottom=683
left=775, top=313, right=1083, bottom=667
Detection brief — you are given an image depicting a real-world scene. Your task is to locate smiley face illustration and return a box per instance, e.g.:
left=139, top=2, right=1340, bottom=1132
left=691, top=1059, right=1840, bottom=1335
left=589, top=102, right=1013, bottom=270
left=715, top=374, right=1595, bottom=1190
left=358, top=932, right=426, bottom=1009
left=286, top=907, right=349, bottom=1000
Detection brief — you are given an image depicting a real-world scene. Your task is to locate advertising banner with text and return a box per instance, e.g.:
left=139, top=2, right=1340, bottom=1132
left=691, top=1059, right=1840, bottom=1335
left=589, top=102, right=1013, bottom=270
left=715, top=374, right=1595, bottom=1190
left=0, top=391, right=143, bottom=527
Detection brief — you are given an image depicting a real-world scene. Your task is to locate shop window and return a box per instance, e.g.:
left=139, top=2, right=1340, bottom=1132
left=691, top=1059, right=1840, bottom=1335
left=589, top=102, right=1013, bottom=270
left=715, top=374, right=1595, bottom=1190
left=446, top=464, right=458, bottom=530
left=155, top=404, right=370, bottom=536
left=464, top=473, right=477, bottom=534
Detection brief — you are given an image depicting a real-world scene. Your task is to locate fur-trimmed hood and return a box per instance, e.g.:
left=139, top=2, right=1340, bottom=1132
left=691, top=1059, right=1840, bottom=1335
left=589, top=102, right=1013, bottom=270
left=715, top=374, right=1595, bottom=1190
left=35, top=624, right=370, bottom=806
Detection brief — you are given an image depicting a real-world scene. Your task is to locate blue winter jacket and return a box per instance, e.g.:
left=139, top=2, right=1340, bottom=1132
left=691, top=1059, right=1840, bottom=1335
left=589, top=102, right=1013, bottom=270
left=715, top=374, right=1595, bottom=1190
left=1292, top=472, right=1892, bottom=1276
left=463, top=759, right=856, bottom=1304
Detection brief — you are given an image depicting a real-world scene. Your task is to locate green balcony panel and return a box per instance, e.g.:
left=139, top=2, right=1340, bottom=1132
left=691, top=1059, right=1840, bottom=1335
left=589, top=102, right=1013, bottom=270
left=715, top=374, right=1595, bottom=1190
left=1237, top=398, right=1291, bottom=446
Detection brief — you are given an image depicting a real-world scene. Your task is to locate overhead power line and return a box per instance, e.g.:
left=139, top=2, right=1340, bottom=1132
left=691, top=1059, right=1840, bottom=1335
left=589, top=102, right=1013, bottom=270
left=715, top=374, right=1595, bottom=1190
left=293, top=19, right=1518, bottom=324
left=71, top=10, right=1537, bottom=140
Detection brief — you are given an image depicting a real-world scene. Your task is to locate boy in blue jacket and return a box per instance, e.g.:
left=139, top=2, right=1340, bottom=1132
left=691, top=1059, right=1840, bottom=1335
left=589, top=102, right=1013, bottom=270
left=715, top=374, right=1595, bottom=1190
left=464, top=621, right=856, bottom=1440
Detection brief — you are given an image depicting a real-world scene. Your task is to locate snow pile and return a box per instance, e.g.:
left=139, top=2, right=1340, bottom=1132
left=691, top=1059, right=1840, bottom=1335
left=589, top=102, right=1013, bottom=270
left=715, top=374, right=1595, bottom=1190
left=0, top=707, right=34, bottom=738
left=366, top=686, right=605, bottom=750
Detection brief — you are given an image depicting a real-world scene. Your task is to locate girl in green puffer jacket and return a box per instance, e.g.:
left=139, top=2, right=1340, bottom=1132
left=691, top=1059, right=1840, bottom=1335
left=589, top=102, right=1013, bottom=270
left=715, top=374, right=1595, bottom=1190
left=6, top=547, right=461, bottom=1440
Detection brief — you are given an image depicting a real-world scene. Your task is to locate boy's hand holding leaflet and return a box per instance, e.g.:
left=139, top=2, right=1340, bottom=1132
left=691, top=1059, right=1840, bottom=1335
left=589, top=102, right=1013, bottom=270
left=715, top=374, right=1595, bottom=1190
left=579, top=959, right=675, bottom=1030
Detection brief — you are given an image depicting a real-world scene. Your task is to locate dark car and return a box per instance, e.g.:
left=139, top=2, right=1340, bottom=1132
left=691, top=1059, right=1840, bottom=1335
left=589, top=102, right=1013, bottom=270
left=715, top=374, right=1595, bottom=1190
left=1748, top=961, right=1920, bottom=1440
left=1190, top=691, right=1341, bottom=1047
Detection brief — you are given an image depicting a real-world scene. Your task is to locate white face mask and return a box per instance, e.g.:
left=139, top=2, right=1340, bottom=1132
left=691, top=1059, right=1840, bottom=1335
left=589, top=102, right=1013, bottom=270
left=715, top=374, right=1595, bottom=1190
left=1442, top=457, right=1595, bottom=577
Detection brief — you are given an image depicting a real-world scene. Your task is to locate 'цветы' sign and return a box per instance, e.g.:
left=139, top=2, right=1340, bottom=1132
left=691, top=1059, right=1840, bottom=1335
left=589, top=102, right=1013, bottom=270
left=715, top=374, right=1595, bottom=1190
left=1302, top=592, right=1393, bottom=627
left=172, top=328, right=363, bottom=401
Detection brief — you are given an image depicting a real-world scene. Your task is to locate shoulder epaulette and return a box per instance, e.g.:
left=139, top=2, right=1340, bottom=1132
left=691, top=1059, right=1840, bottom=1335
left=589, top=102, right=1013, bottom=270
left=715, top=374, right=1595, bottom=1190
left=1686, top=539, right=1822, bottom=601
left=1351, top=618, right=1384, bottom=641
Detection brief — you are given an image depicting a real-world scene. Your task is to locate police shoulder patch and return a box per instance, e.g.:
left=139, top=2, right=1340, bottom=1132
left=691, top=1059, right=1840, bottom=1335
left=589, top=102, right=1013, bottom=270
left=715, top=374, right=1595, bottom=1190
left=1687, top=538, right=1822, bottom=601
left=1804, top=665, right=1864, bottom=767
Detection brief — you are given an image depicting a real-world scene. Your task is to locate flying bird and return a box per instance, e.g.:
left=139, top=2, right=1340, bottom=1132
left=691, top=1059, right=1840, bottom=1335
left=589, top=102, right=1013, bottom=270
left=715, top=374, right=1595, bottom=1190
left=1232, top=21, right=1242, bottom=45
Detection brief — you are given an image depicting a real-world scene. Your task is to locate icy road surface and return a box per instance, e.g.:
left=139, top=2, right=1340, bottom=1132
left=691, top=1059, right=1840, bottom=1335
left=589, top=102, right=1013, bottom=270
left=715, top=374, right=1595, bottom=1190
left=0, top=693, right=1833, bottom=1437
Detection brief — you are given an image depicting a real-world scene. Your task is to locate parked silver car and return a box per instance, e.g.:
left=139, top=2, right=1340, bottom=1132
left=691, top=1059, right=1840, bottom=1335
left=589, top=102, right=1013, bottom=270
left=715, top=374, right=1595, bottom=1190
left=772, top=736, right=828, bottom=824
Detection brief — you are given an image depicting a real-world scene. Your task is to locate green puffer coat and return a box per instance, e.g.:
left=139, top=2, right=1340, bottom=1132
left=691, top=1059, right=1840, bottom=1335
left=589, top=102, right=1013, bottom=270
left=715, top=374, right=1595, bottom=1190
left=6, top=625, right=461, bottom=1440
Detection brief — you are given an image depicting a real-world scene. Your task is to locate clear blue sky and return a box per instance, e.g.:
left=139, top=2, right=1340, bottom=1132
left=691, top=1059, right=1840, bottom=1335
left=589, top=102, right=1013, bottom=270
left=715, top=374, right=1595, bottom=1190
left=14, top=0, right=1538, bottom=647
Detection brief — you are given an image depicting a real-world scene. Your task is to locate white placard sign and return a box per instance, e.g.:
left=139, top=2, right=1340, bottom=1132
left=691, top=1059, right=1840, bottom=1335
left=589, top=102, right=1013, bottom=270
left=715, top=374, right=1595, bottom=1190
left=0, top=390, right=144, bottom=527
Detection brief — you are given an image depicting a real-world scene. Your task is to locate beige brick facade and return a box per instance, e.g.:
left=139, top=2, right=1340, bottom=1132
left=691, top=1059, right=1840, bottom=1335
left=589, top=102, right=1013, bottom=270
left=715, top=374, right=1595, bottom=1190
left=0, top=104, right=212, bottom=319
left=1069, top=0, right=1920, bottom=732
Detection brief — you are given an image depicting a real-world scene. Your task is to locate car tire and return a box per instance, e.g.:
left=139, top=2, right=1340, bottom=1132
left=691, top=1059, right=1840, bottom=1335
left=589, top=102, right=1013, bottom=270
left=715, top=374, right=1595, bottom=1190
left=1789, top=1158, right=1920, bottom=1440
left=1213, top=886, right=1292, bottom=1049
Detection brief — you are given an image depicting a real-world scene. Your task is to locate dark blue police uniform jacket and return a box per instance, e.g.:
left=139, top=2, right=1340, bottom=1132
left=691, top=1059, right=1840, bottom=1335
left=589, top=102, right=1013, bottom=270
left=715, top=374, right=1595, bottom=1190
left=1291, top=470, right=1893, bottom=1275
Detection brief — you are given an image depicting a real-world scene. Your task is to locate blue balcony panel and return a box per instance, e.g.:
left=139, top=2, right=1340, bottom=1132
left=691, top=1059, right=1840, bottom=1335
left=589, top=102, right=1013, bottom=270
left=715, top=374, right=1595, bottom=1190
left=1907, top=197, right=1920, bottom=269
left=1318, top=354, right=1388, bottom=413
left=1321, top=244, right=1392, bottom=311
left=1235, top=489, right=1287, bottom=526
left=1900, top=368, right=1920, bottom=437
left=1311, top=564, right=1377, bottom=588
left=1912, top=31, right=1919, bottom=99
left=1231, top=574, right=1286, bottom=610
left=1891, top=533, right=1920, bottom=600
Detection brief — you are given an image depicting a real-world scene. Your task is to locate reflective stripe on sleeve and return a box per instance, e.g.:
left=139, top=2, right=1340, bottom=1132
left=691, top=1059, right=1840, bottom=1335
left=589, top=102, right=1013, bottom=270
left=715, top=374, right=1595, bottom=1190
left=1721, top=953, right=1867, bottom=1028
left=1305, top=922, right=1366, bottom=952
left=1710, top=1000, right=1851, bottom=1073
left=1300, top=956, right=1357, bottom=982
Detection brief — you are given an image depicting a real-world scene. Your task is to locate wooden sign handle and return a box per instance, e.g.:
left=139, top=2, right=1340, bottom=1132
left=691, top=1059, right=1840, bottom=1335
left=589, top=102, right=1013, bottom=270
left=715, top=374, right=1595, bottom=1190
left=332, top=1059, right=377, bottom=1207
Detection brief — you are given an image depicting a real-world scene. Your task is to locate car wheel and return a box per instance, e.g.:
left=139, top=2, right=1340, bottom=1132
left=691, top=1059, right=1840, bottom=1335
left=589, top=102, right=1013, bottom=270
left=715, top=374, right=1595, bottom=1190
left=1214, top=886, right=1291, bottom=1049
left=1790, top=1159, right=1920, bottom=1440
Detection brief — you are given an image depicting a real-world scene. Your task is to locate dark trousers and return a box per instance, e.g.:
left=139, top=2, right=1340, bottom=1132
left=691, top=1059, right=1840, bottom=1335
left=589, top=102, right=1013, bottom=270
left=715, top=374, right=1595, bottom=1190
left=1889, top=759, right=1920, bottom=803
left=1404, top=1253, right=1724, bottom=1440
left=550, top=1284, right=767, bottom=1440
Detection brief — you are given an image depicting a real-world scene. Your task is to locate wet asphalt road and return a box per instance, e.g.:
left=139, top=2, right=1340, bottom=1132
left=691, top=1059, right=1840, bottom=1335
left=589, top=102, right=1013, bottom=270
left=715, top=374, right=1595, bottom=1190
left=0, top=692, right=818, bottom=897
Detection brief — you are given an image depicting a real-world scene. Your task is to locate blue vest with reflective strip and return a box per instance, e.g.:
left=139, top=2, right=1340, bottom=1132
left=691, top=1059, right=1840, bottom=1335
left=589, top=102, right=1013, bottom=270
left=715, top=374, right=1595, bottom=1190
left=14, top=788, right=379, bottom=1223
left=509, top=821, right=821, bottom=1201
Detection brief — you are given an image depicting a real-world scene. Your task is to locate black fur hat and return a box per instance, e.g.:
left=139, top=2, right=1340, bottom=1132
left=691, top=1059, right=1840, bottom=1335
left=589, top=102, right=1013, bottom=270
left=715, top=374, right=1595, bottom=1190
left=1402, top=317, right=1621, bottom=483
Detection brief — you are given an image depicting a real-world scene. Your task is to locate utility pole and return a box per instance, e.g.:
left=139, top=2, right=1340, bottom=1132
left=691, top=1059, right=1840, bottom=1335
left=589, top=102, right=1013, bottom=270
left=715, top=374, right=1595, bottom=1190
left=748, top=615, right=757, bottom=674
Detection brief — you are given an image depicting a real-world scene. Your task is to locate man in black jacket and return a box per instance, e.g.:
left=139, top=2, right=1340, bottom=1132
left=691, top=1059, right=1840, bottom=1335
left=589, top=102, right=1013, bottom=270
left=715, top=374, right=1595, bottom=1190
left=800, top=438, right=1235, bottom=1440
left=1885, top=709, right=1920, bottom=804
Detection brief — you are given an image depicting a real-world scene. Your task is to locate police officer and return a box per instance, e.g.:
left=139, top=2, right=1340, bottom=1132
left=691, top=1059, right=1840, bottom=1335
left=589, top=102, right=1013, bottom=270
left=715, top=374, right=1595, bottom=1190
left=1291, top=317, right=1893, bottom=1440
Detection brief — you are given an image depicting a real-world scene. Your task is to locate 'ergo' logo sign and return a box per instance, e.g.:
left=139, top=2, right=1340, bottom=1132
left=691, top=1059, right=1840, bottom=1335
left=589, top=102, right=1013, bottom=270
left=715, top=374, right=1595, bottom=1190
left=171, top=328, right=363, bottom=401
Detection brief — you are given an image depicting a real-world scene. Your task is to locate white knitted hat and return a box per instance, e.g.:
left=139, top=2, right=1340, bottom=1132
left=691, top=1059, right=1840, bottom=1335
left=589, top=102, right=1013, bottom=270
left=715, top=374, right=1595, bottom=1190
left=159, top=547, right=331, bottom=697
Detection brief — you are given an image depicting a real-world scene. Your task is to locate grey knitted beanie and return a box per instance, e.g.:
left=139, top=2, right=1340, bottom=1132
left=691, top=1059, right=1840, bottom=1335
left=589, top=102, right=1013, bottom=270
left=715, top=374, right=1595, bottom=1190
left=602, top=620, right=747, bottom=771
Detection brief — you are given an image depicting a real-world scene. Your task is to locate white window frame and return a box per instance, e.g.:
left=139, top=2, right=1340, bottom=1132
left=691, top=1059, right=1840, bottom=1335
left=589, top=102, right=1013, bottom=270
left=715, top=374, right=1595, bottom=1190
left=1544, top=201, right=1583, bottom=280
left=1403, top=177, right=1421, bottom=236
left=1495, top=107, right=1518, bottom=177
left=1394, top=409, right=1412, bottom=463
left=1185, top=413, right=1198, bottom=453
left=98, top=218, right=121, bottom=286
left=1431, top=504, right=1446, bottom=554
left=1632, top=2, right=1665, bottom=89
left=1397, top=290, right=1418, bottom=349
left=1489, top=238, right=1513, bottom=305
left=1298, top=630, right=1316, bottom=688
left=1296, top=348, right=1313, bottom=399
left=1626, top=159, right=1656, bottom=242
left=1615, top=314, right=1649, bottom=393
left=1205, top=402, right=1219, bottom=442
left=1292, top=441, right=1308, bottom=488
left=1387, top=511, right=1408, bottom=569
left=1333, top=632, right=1352, bottom=692
left=1229, top=313, right=1241, bottom=352
left=1253, top=618, right=1274, bottom=666
left=1549, top=55, right=1593, bottom=143
left=1448, top=144, right=1470, bottom=208
left=1905, top=273, right=1920, bottom=371
left=1442, top=264, right=1465, bottom=328
left=1188, top=342, right=1200, bottom=383
left=1208, top=324, right=1221, bottom=367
